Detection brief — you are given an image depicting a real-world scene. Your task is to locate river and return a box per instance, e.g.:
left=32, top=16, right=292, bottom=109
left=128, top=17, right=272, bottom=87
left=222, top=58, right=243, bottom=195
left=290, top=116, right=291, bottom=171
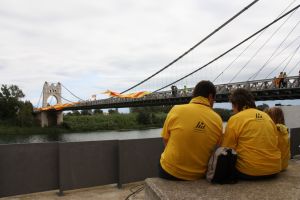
left=0, top=123, right=227, bottom=144
left=0, top=128, right=162, bottom=144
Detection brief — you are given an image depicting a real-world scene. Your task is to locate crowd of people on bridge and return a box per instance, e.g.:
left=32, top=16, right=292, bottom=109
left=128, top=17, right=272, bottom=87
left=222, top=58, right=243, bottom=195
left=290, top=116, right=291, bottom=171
left=273, top=72, right=288, bottom=88
left=158, top=80, right=290, bottom=182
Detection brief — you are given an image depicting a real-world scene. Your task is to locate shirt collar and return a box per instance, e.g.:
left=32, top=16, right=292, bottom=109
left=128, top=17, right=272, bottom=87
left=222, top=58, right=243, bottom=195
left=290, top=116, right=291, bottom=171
left=190, top=96, right=211, bottom=107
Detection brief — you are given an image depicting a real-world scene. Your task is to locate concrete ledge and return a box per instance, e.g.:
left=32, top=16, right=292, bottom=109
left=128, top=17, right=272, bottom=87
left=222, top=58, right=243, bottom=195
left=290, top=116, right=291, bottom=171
left=145, top=159, right=300, bottom=200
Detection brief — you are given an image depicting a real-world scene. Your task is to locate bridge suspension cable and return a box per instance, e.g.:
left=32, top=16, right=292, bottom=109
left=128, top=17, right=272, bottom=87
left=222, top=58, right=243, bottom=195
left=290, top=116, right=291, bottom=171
left=265, top=36, right=300, bottom=78
left=288, top=58, right=300, bottom=75
left=213, top=0, right=298, bottom=83
left=212, top=34, right=261, bottom=83
left=265, top=42, right=300, bottom=78
left=249, top=20, right=300, bottom=80
left=281, top=42, right=300, bottom=72
left=229, top=9, right=297, bottom=83
left=120, top=0, right=260, bottom=94
left=55, top=92, right=76, bottom=104
left=36, top=89, right=43, bottom=108
left=152, top=4, right=300, bottom=93
left=61, top=84, right=84, bottom=101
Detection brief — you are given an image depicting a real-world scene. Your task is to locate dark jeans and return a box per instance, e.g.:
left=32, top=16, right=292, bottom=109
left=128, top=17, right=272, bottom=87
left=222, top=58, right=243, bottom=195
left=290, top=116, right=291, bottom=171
left=158, top=163, right=183, bottom=181
left=236, top=170, right=278, bottom=180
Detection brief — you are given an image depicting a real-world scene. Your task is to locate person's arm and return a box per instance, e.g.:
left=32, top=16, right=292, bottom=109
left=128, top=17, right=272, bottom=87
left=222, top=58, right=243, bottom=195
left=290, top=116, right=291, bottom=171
left=163, top=138, right=169, bottom=146
left=161, top=107, right=176, bottom=147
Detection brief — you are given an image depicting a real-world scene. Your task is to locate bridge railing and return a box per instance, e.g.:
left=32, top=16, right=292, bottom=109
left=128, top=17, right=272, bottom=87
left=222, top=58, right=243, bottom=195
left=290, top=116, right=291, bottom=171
left=80, top=76, right=300, bottom=104
left=53, top=76, right=300, bottom=110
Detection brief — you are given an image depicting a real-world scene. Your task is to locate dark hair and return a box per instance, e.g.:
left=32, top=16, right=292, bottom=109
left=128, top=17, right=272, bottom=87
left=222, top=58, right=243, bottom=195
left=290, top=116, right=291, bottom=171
left=230, top=88, right=256, bottom=111
left=193, top=80, right=216, bottom=98
left=265, top=107, right=285, bottom=124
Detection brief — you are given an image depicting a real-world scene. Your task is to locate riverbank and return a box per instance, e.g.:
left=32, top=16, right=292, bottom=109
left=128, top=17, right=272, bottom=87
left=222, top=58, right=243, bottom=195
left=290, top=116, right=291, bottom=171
left=0, top=109, right=231, bottom=135
left=0, top=112, right=166, bottom=135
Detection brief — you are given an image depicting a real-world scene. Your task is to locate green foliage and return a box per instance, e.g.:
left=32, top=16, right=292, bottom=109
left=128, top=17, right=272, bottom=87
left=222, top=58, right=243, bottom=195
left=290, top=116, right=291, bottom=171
left=17, top=101, right=34, bottom=127
left=0, top=84, right=25, bottom=121
left=130, top=106, right=172, bottom=113
left=0, top=123, right=69, bottom=135
left=0, top=84, right=35, bottom=127
left=64, top=113, right=137, bottom=131
left=93, top=109, right=103, bottom=115
left=108, top=109, right=118, bottom=114
left=62, top=111, right=167, bottom=132
left=214, top=108, right=232, bottom=122
left=131, top=106, right=169, bottom=126
left=72, top=110, right=81, bottom=116
left=137, top=111, right=152, bottom=125
left=81, top=109, right=92, bottom=115
left=257, top=103, right=269, bottom=111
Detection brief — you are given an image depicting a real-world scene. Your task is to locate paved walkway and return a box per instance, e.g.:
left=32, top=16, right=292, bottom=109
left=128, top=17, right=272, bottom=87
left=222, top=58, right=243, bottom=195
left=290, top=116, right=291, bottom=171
left=1, top=182, right=145, bottom=200
left=145, top=159, right=300, bottom=200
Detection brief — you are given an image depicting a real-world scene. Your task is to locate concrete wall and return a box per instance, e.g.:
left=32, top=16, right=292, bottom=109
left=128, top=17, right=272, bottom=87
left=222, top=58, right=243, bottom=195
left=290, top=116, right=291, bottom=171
left=0, top=132, right=299, bottom=198
left=118, top=138, right=164, bottom=185
left=0, top=143, right=59, bottom=197
left=0, top=138, right=164, bottom=198
left=281, top=105, right=300, bottom=129
left=59, top=140, right=119, bottom=191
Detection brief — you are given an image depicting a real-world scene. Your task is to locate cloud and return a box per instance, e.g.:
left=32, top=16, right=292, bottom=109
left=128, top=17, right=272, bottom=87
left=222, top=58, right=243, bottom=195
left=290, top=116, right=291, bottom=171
left=0, top=0, right=300, bottom=107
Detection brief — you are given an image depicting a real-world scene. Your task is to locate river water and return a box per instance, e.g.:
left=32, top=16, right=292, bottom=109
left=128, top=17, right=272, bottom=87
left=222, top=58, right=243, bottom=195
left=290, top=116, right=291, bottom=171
left=0, top=123, right=227, bottom=144
left=0, top=128, right=162, bottom=144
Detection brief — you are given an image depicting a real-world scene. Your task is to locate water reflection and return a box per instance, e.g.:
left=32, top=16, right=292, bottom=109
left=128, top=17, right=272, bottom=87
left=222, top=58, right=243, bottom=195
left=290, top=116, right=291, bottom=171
left=0, top=128, right=162, bottom=144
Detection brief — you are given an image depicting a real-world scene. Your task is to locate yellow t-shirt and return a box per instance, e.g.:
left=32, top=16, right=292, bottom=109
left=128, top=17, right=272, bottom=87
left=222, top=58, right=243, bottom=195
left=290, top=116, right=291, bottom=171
left=160, top=96, right=223, bottom=180
left=222, top=108, right=281, bottom=176
left=276, top=124, right=290, bottom=170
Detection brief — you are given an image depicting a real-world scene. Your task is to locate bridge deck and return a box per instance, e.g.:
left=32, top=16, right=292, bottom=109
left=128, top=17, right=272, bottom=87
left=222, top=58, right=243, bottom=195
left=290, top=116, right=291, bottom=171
left=36, top=76, right=300, bottom=111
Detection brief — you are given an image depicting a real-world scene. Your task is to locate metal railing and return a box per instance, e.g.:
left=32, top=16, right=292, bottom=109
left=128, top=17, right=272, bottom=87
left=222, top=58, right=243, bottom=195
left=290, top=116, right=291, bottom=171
left=64, top=76, right=300, bottom=110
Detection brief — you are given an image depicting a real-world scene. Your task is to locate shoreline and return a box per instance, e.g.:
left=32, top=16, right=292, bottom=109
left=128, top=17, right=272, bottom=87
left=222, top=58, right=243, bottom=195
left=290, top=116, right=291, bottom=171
left=0, top=125, right=163, bottom=135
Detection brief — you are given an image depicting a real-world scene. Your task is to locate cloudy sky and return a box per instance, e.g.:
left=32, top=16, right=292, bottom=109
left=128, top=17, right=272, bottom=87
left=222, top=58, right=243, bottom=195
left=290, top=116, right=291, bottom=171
left=1, top=0, right=300, bottom=108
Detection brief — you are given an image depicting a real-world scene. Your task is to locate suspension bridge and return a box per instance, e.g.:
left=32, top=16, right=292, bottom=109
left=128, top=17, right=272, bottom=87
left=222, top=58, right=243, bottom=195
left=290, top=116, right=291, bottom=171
left=34, top=1, right=300, bottom=126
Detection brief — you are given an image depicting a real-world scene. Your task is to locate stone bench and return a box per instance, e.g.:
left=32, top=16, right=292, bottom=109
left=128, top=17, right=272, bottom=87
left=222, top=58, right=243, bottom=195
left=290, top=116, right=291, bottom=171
left=145, top=159, right=300, bottom=200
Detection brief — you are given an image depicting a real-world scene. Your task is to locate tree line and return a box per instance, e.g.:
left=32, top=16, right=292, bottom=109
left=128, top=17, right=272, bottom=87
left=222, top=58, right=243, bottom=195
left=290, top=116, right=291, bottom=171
left=0, top=84, right=35, bottom=127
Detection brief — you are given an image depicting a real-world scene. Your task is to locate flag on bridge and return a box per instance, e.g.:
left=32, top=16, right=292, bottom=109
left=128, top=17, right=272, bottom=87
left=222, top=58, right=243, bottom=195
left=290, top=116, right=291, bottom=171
left=103, top=90, right=150, bottom=98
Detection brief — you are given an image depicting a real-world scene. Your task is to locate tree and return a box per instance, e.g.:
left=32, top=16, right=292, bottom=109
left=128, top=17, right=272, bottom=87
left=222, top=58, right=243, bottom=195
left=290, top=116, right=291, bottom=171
left=81, top=110, right=92, bottom=115
left=214, top=108, right=232, bottom=122
left=72, top=110, right=80, bottom=116
left=130, top=106, right=172, bottom=114
left=137, top=111, right=152, bottom=125
left=17, top=101, right=34, bottom=126
left=257, top=103, right=269, bottom=111
left=93, top=109, right=103, bottom=115
left=0, top=84, right=25, bottom=121
left=108, top=109, right=118, bottom=115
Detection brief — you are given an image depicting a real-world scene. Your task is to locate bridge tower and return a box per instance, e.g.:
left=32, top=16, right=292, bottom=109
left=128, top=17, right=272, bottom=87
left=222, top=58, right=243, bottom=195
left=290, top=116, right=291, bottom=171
left=39, top=82, right=63, bottom=127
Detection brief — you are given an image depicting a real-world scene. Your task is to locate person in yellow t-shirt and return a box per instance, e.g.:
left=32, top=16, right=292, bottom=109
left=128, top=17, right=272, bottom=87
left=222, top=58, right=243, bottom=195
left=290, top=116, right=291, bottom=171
left=222, top=89, right=281, bottom=180
left=265, top=107, right=290, bottom=171
left=159, top=80, right=223, bottom=181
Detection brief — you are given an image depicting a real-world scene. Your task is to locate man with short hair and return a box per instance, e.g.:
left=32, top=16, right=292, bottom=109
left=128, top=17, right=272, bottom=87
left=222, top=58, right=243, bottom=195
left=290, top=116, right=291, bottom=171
left=159, top=80, right=223, bottom=181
